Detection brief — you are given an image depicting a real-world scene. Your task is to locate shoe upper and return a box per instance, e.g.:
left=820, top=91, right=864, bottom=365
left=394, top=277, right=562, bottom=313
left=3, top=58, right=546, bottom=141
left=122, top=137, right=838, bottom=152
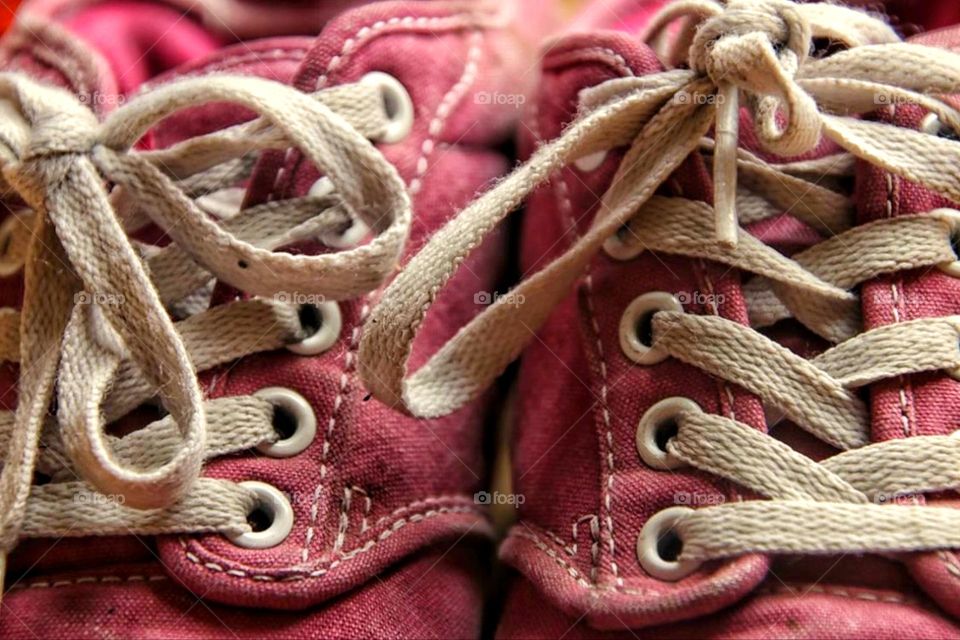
left=0, top=0, right=526, bottom=633
left=359, top=0, right=960, bottom=636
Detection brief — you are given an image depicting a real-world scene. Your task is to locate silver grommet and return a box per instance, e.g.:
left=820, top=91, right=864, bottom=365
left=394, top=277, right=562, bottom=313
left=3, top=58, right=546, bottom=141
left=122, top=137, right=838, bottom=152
left=227, top=481, right=294, bottom=549
left=603, top=225, right=643, bottom=261
left=361, top=71, right=414, bottom=144
left=922, top=112, right=941, bottom=135
left=255, top=387, right=317, bottom=458
left=574, top=150, right=607, bottom=172
left=286, top=301, right=342, bottom=356
left=619, top=292, right=683, bottom=364
left=636, top=506, right=701, bottom=581
left=309, top=178, right=369, bottom=248
left=933, top=209, right=960, bottom=278
left=636, top=397, right=700, bottom=470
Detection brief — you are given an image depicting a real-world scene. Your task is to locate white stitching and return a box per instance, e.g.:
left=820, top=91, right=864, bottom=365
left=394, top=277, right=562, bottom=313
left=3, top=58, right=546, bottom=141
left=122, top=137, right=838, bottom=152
left=554, top=176, right=617, bottom=585
left=409, top=31, right=483, bottom=196
left=314, top=12, right=501, bottom=90
left=547, top=46, right=633, bottom=78
left=937, top=550, right=960, bottom=579
left=303, top=302, right=368, bottom=562
left=180, top=501, right=482, bottom=581
left=697, top=258, right=738, bottom=423
left=9, top=574, right=167, bottom=589
left=542, top=514, right=601, bottom=578
left=884, top=167, right=914, bottom=438
left=543, top=45, right=639, bottom=589
left=513, top=529, right=652, bottom=595
left=757, top=583, right=916, bottom=605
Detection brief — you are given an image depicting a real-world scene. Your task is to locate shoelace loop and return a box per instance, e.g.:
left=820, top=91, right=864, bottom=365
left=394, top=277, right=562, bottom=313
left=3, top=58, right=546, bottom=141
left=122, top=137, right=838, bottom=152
left=0, top=71, right=412, bottom=590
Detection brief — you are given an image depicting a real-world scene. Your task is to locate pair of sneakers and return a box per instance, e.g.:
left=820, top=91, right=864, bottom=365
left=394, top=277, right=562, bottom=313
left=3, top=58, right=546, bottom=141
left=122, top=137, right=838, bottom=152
left=2, top=0, right=960, bottom=638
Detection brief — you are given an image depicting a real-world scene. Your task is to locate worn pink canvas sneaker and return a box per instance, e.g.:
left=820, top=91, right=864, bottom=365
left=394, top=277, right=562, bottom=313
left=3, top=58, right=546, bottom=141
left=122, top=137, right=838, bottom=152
left=362, top=0, right=960, bottom=637
left=0, top=0, right=526, bottom=637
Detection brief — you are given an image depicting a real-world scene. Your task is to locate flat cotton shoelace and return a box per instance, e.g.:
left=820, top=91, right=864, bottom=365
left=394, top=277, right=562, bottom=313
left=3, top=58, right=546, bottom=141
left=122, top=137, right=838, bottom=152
left=0, top=72, right=411, bottom=591
left=360, top=0, right=960, bottom=574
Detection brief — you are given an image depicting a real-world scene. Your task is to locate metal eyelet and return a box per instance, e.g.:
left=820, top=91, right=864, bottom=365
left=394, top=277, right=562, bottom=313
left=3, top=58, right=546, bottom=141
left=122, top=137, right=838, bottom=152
left=255, top=387, right=317, bottom=458
left=361, top=71, right=414, bottom=144
left=603, top=225, right=643, bottom=261
left=619, top=292, right=683, bottom=365
left=308, top=178, right=369, bottom=248
left=636, top=506, right=701, bottom=581
left=573, top=150, right=607, bottom=172
left=227, top=481, right=294, bottom=549
left=933, top=209, right=960, bottom=278
left=921, top=112, right=959, bottom=139
left=636, top=397, right=700, bottom=470
left=286, top=301, right=342, bottom=356
left=323, top=219, right=369, bottom=249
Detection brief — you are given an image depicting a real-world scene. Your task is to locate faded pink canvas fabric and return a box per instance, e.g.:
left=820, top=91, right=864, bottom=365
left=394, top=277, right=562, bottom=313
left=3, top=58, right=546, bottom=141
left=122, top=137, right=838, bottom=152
left=0, top=0, right=527, bottom=637
left=494, top=6, right=960, bottom=640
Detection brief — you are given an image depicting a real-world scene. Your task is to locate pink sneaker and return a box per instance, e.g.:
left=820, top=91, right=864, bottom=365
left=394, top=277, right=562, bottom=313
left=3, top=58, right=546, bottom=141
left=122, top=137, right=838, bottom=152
left=0, top=0, right=526, bottom=637
left=362, top=0, right=960, bottom=637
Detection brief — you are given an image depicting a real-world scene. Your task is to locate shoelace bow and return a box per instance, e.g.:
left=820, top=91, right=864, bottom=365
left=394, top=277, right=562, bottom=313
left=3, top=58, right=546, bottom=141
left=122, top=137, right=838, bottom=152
left=361, top=0, right=960, bottom=574
left=0, top=72, right=411, bottom=591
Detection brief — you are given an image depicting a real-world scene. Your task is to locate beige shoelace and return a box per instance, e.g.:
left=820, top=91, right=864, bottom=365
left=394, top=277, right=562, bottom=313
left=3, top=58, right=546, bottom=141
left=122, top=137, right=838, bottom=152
left=0, top=71, right=410, bottom=592
left=360, top=0, right=960, bottom=576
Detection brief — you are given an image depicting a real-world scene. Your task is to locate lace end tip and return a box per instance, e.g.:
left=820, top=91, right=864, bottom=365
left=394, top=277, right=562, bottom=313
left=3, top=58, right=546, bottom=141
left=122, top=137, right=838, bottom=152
left=714, top=200, right=740, bottom=250
left=715, top=223, right=739, bottom=250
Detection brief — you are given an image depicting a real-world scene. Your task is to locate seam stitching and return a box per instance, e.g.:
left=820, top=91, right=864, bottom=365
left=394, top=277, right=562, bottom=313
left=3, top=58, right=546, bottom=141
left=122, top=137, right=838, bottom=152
left=9, top=574, right=168, bottom=589
left=545, top=47, right=632, bottom=77
left=409, top=30, right=483, bottom=196
left=180, top=502, right=482, bottom=581
left=542, top=44, right=636, bottom=590
left=554, top=176, right=615, bottom=586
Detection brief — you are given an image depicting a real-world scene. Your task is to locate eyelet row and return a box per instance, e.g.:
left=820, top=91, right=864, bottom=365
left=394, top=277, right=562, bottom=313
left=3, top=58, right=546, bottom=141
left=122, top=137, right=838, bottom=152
left=635, top=397, right=703, bottom=580
left=225, top=386, right=316, bottom=549
left=617, top=290, right=702, bottom=579
left=625, top=125, right=960, bottom=583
